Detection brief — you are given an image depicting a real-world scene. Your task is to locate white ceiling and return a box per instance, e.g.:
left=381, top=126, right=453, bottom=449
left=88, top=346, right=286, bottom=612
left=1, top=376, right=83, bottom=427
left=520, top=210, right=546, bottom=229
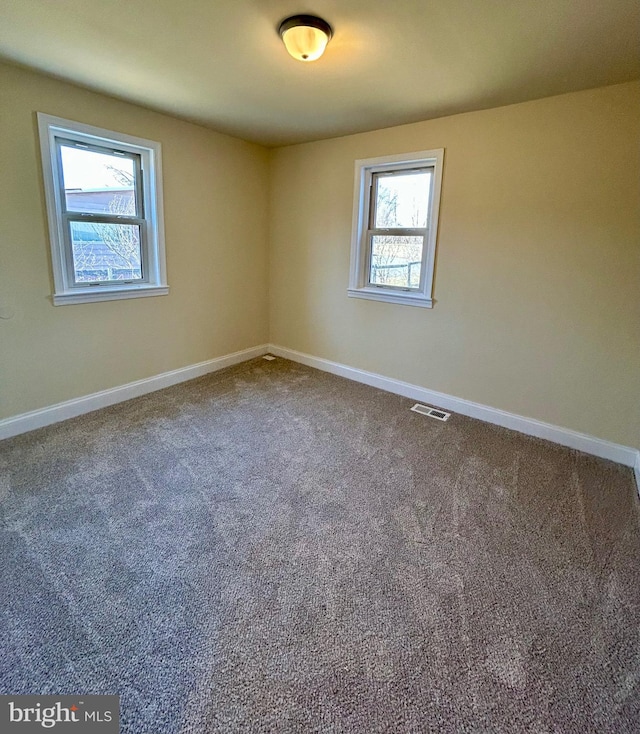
left=1, top=0, right=638, bottom=147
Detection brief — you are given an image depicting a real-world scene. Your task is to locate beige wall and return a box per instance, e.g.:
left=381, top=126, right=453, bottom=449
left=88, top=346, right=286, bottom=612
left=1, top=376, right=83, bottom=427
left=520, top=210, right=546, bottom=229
left=0, top=62, right=270, bottom=420
left=1, top=64, right=638, bottom=450
left=269, top=82, right=640, bottom=448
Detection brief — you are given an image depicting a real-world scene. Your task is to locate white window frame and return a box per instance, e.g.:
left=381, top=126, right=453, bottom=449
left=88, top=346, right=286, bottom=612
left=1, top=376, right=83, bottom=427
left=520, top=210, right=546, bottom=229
left=37, top=113, right=168, bottom=305
left=348, top=148, right=444, bottom=308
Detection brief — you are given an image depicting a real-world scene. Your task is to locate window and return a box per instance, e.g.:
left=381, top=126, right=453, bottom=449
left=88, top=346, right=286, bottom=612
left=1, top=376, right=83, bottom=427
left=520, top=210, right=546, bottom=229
left=37, top=113, right=168, bottom=305
left=348, top=149, right=444, bottom=308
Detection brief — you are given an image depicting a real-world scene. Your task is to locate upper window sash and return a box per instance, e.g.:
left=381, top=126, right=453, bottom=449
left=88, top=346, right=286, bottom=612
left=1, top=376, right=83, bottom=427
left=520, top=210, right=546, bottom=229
left=368, top=166, right=433, bottom=230
left=55, top=137, right=144, bottom=219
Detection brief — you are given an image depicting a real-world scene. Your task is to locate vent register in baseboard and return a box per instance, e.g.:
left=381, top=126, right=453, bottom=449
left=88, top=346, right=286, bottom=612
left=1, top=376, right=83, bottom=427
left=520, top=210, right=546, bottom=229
left=411, top=403, right=451, bottom=421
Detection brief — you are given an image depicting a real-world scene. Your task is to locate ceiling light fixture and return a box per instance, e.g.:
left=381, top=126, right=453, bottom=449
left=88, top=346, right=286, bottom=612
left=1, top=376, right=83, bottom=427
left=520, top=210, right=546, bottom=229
left=278, top=15, right=333, bottom=62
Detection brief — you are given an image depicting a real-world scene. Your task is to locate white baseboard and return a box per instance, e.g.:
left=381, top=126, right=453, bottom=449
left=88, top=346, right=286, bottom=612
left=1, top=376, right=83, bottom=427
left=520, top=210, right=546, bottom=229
left=268, top=344, right=640, bottom=470
left=0, top=344, right=269, bottom=441
left=3, top=341, right=639, bottom=488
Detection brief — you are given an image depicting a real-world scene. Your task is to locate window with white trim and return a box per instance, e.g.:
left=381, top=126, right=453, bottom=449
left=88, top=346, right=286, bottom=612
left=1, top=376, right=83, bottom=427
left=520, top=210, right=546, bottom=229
left=37, top=113, right=168, bottom=305
left=348, top=149, right=444, bottom=308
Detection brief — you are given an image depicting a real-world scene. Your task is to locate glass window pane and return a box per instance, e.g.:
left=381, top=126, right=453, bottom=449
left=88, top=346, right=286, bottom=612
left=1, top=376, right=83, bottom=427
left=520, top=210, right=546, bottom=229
left=60, top=144, right=137, bottom=216
left=374, top=170, right=431, bottom=228
left=369, top=235, right=423, bottom=288
left=70, top=221, right=142, bottom=283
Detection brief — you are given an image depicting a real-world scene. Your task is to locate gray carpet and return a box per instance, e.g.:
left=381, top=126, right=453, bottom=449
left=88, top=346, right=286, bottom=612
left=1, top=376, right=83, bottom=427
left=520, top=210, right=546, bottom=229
left=1, top=357, right=639, bottom=733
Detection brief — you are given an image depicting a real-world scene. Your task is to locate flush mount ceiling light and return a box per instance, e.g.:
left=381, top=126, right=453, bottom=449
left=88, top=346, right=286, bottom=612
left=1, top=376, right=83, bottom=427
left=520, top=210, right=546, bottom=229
left=278, top=15, right=333, bottom=62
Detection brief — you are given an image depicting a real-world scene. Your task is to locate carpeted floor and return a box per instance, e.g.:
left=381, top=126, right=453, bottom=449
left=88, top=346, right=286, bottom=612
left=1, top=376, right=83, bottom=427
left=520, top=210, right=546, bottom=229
left=1, top=357, right=639, bottom=732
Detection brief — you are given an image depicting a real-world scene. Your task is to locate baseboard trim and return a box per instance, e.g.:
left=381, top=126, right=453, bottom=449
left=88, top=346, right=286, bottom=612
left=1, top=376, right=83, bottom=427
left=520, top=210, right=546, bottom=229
left=0, top=344, right=269, bottom=441
left=268, top=344, right=639, bottom=469
left=3, top=342, right=639, bottom=480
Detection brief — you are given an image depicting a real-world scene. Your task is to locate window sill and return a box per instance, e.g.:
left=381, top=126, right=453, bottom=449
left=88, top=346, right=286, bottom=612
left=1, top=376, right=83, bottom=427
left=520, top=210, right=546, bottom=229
left=347, top=287, right=433, bottom=308
left=52, top=285, right=169, bottom=306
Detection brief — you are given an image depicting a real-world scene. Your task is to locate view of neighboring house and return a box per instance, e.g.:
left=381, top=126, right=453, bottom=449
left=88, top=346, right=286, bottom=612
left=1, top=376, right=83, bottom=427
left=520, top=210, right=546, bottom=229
left=65, top=188, right=142, bottom=282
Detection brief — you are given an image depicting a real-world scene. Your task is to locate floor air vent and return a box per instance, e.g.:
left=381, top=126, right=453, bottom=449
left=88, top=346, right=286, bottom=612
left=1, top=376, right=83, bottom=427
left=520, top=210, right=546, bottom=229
left=263, top=355, right=276, bottom=361
left=410, top=403, right=451, bottom=421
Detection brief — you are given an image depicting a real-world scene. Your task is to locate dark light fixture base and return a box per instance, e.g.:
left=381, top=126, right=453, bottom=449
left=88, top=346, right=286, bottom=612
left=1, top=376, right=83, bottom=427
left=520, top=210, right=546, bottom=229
left=278, top=15, right=333, bottom=42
